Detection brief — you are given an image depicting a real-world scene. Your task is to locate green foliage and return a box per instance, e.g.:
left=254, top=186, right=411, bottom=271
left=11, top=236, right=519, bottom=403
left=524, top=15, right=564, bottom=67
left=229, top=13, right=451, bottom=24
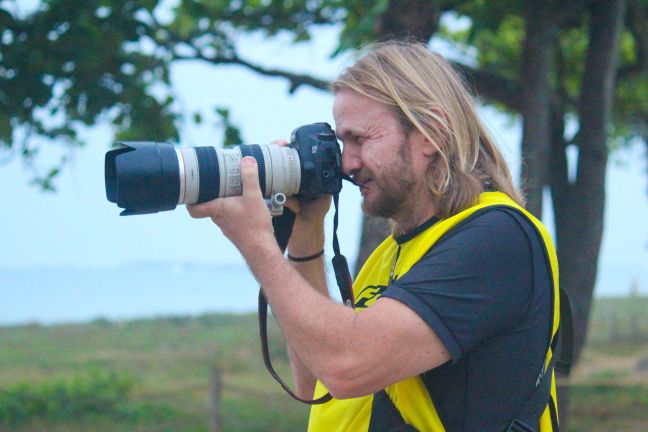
left=0, top=0, right=179, bottom=186
left=171, top=0, right=345, bottom=42
left=215, top=108, right=243, bottom=147
left=451, top=0, right=522, bottom=49
left=443, top=1, right=648, bottom=148
left=555, top=26, right=588, bottom=104
left=0, top=369, right=177, bottom=426
left=2, top=0, right=646, bottom=189
left=613, top=26, right=648, bottom=146
left=334, top=0, right=388, bottom=55
left=470, top=14, right=525, bottom=82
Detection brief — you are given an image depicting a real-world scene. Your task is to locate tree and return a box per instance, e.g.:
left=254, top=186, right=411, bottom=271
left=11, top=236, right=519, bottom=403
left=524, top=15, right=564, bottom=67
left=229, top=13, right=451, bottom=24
left=2, top=0, right=647, bottom=421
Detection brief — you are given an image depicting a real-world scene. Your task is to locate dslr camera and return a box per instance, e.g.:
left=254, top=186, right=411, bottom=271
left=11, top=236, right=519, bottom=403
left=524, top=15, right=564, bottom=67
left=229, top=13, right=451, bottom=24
left=105, top=123, right=343, bottom=215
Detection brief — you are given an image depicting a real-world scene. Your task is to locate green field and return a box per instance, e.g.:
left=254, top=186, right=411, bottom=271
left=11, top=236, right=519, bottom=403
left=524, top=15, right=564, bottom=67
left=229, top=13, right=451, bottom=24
left=1, top=297, right=647, bottom=431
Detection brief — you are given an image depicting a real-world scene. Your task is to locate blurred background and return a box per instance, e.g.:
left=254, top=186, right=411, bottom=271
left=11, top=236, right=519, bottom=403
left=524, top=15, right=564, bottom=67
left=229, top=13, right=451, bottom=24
left=1, top=1, right=647, bottom=431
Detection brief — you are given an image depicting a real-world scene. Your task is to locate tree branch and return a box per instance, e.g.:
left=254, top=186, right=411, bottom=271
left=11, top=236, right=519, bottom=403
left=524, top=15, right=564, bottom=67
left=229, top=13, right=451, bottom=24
left=173, top=50, right=330, bottom=94
left=153, top=21, right=331, bottom=95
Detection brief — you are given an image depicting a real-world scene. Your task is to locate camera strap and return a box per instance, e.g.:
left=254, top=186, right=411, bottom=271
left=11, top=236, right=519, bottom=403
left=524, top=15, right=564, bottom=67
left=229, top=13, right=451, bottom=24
left=258, top=190, right=354, bottom=405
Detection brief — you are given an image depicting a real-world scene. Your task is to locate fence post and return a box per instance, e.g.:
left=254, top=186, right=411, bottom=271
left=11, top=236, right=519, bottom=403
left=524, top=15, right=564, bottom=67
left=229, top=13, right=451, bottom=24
left=210, top=367, right=223, bottom=432
left=629, top=279, right=640, bottom=342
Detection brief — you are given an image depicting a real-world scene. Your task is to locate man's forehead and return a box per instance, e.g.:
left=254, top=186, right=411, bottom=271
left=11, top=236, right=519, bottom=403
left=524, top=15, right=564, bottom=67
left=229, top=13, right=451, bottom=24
left=334, top=92, right=379, bottom=127
left=334, top=124, right=364, bottom=140
left=333, top=94, right=397, bottom=141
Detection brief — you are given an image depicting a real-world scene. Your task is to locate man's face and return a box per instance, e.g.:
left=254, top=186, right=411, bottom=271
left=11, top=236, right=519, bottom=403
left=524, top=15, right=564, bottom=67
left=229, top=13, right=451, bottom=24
left=333, top=90, right=421, bottom=219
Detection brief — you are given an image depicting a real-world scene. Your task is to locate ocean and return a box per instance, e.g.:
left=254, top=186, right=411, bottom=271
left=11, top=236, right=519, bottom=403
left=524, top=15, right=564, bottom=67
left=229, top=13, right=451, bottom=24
left=1, top=260, right=645, bottom=327
left=0, top=262, right=264, bottom=326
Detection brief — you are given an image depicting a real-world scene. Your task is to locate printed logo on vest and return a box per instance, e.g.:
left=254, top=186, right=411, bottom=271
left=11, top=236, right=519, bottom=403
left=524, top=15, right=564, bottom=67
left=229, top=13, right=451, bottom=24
left=355, top=285, right=387, bottom=309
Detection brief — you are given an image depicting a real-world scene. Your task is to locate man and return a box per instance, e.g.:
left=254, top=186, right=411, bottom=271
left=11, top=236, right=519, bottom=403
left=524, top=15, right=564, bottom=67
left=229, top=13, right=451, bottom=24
left=188, top=42, right=560, bottom=431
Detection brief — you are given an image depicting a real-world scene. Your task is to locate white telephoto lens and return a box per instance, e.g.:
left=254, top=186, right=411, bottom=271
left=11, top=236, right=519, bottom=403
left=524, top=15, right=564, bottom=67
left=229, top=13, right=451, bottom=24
left=176, top=144, right=302, bottom=203
left=176, top=147, right=200, bottom=204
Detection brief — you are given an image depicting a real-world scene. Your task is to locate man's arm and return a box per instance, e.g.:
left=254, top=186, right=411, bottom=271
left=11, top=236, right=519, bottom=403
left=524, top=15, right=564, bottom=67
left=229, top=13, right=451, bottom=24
left=246, top=247, right=450, bottom=398
left=188, top=157, right=450, bottom=399
left=284, top=219, right=328, bottom=399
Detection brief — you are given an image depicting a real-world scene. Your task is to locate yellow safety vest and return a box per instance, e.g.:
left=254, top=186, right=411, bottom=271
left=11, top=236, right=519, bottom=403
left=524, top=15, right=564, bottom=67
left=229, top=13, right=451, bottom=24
left=308, top=192, right=560, bottom=431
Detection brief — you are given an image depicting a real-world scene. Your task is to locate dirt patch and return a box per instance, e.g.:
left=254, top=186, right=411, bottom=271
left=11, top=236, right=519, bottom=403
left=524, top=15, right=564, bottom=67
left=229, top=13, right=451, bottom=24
left=570, top=348, right=648, bottom=385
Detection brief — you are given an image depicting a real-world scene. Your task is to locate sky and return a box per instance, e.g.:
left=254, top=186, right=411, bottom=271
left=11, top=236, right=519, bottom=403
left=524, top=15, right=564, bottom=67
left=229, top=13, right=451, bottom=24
left=0, top=21, right=647, bottom=300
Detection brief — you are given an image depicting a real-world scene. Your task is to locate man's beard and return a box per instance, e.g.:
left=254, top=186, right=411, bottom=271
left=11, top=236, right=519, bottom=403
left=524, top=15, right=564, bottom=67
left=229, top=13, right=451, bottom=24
left=360, top=139, right=416, bottom=219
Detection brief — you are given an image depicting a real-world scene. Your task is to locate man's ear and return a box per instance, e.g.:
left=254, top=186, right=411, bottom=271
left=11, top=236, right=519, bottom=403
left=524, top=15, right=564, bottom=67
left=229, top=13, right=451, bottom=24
left=421, top=135, right=438, bottom=157
left=412, top=129, right=438, bottom=158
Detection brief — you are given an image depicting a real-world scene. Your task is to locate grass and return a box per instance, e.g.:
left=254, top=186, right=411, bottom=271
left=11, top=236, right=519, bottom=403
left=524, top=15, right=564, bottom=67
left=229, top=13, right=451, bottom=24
left=1, top=297, right=647, bottom=431
left=584, top=294, right=648, bottom=355
left=568, top=385, right=648, bottom=432
left=0, top=314, right=309, bottom=431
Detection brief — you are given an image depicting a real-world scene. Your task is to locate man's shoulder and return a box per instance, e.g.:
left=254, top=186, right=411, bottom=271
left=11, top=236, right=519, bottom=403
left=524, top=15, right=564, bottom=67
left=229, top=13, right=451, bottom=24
left=445, top=205, right=536, bottom=240
left=426, top=206, right=538, bottom=263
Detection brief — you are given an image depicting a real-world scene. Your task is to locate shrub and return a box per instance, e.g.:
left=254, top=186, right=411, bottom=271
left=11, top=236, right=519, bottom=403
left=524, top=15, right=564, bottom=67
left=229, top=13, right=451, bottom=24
left=0, top=369, right=135, bottom=425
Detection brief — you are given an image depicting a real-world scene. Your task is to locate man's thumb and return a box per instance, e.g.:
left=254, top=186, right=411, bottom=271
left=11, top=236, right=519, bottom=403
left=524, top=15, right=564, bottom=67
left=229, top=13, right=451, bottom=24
left=240, top=157, right=262, bottom=198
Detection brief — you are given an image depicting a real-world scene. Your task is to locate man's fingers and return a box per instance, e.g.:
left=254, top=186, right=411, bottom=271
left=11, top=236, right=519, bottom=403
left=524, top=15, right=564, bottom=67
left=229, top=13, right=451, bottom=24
left=187, top=157, right=261, bottom=219
left=284, top=196, right=301, bottom=214
left=187, top=200, right=220, bottom=219
left=241, top=157, right=263, bottom=199
left=271, top=139, right=289, bottom=147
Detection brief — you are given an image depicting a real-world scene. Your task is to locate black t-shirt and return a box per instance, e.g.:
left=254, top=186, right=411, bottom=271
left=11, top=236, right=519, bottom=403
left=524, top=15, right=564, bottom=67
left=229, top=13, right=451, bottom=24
left=382, top=208, right=553, bottom=432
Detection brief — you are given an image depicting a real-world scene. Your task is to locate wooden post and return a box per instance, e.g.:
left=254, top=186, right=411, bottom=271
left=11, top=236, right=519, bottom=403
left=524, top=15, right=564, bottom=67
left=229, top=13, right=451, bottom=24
left=210, top=368, right=223, bottom=432
left=608, top=311, right=620, bottom=343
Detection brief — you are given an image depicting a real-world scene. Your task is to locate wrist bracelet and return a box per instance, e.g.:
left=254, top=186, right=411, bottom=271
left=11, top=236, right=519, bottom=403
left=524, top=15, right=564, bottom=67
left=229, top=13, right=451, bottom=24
left=287, top=249, right=325, bottom=262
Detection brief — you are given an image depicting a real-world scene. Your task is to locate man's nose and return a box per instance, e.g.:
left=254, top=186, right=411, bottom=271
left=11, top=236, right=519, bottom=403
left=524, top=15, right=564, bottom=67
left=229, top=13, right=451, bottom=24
left=341, top=147, right=361, bottom=175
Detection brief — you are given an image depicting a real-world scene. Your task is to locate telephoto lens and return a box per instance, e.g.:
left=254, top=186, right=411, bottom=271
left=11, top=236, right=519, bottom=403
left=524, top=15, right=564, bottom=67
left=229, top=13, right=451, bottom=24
left=105, top=123, right=342, bottom=215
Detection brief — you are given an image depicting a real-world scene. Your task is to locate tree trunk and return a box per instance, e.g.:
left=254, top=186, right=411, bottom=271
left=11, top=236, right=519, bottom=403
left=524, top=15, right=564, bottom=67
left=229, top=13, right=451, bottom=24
left=520, top=0, right=556, bottom=218
left=375, top=0, right=440, bottom=42
left=551, top=0, right=627, bottom=367
left=550, top=1, right=627, bottom=426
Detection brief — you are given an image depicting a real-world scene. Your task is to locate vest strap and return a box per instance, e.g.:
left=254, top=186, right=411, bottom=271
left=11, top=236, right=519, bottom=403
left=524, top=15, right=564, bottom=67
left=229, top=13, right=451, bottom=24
left=555, top=289, right=573, bottom=375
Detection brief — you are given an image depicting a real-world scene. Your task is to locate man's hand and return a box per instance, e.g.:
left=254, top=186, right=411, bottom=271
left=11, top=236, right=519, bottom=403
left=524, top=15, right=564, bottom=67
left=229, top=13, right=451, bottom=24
left=186, top=157, right=276, bottom=258
left=271, top=140, right=331, bottom=256
left=271, top=139, right=332, bottom=226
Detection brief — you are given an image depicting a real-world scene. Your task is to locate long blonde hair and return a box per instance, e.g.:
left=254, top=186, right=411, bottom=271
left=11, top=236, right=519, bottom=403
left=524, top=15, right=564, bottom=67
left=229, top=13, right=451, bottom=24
left=331, top=41, right=524, bottom=218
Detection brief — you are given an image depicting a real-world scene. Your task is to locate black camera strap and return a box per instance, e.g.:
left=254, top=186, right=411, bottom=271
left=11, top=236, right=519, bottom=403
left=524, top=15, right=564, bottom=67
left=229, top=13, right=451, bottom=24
left=258, top=189, right=354, bottom=405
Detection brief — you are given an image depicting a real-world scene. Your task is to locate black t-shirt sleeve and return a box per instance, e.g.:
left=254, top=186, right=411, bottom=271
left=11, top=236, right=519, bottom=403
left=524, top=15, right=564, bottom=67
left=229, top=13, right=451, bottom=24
left=381, top=208, right=536, bottom=362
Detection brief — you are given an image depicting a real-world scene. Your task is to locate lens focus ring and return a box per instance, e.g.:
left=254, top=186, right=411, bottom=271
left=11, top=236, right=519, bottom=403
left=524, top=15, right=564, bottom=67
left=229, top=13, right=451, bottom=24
left=195, top=147, right=220, bottom=203
left=240, top=145, right=266, bottom=196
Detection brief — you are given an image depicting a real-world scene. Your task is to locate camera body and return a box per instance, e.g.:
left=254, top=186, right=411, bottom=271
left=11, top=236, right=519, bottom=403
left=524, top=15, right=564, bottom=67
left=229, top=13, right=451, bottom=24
left=105, top=123, right=343, bottom=216
left=290, top=123, right=341, bottom=199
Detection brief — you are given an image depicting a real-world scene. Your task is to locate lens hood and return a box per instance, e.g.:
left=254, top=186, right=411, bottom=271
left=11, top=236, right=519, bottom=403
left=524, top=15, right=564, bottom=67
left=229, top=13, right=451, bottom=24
left=105, top=142, right=180, bottom=215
